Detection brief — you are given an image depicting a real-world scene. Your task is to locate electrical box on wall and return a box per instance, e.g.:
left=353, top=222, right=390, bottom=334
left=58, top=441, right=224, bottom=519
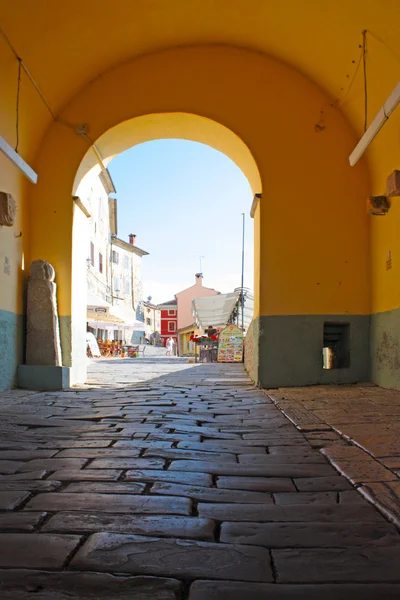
left=387, top=170, right=400, bottom=197
left=368, top=196, right=390, bottom=216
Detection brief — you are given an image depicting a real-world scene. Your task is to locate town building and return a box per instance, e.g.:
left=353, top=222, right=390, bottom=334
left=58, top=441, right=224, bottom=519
left=157, top=274, right=219, bottom=355
left=176, top=273, right=219, bottom=330
left=142, top=297, right=161, bottom=344
left=157, top=299, right=178, bottom=350
left=76, top=165, right=148, bottom=346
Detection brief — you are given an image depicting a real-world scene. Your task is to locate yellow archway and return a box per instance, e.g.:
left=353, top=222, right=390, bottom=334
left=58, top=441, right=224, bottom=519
left=24, top=45, right=369, bottom=387
left=73, top=112, right=262, bottom=196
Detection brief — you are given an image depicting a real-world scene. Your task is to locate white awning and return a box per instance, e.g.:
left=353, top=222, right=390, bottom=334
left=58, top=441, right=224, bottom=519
left=87, top=294, right=111, bottom=310
left=192, top=292, right=240, bottom=329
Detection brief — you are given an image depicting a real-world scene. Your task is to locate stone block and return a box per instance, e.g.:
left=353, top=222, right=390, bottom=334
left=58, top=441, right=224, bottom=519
left=26, top=260, right=62, bottom=367
left=0, top=511, right=46, bottom=531
left=42, top=512, right=215, bottom=540
left=216, top=476, right=296, bottom=492
left=0, top=491, right=30, bottom=510
left=177, top=441, right=266, bottom=454
left=273, top=492, right=337, bottom=505
left=0, top=533, right=82, bottom=569
left=0, top=461, right=25, bottom=474
left=62, top=482, right=146, bottom=494
left=220, top=521, right=400, bottom=547
left=168, top=460, right=336, bottom=477
left=125, top=470, right=213, bottom=486
left=55, top=449, right=142, bottom=458
left=198, top=503, right=384, bottom=522
left=143, top=448, right=237, bottom=462
left=150, top=482, right=273, bottom=504
left=273, top=547, right=400, bottom=582
left=0, top=570, right=183, bottom=599
left=188, top=581, right=400, bottom=600
left=17, top=458, right=88, bottom=472
left=25, top=492, right=192, bottom=515
left=47, top=469, right=122, bottom=481
left=18, top=365, right=70, bottom=391
left=70, top=533, right=273, bottom=582
left=89, top=458, right=165, bottom=470
left=294, top=476, right=353, bottom=491
left=0, top=480, right=61, bottom=492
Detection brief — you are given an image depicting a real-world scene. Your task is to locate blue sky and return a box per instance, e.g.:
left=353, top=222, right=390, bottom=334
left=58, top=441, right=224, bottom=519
left=108, top=139, right=254, bottom=304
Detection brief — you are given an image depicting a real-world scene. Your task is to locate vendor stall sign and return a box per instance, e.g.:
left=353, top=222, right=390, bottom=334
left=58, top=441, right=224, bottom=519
left=217, top=324, right=243, bottom=363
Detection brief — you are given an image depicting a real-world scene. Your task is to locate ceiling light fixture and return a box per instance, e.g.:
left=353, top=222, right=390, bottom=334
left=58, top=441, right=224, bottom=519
left=349, top=82, right=400, bottom=166
left=0, top=135, right=38, bottom=183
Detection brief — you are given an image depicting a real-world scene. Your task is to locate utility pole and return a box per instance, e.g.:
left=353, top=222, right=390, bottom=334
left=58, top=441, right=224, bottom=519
left=200, top=255, right=204, bottom=274
left=241, top=212, right=245, bottom=333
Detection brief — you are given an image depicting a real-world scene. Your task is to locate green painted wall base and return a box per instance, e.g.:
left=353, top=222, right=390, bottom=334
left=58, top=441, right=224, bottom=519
left=370, top=307, right=400, bottom=389
left=0, top=309, right=24, bottom=391
left=18, top=365, right=70, bottom=391
left=246, top=314, right=370, bottom=388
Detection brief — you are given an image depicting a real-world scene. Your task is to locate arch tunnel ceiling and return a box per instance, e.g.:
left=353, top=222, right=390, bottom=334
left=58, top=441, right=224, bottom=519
left=0, top=0, right=399, bottom=182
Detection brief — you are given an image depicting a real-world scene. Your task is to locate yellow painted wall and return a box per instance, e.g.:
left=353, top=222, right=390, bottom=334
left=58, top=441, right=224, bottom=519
left=28, top=46, right=370, bottom=327
left=1, top=2, right=400, bottom=387
left=0, top=38, right=56, bottom=317
left=367, top=85, right=400, bottom=315
left=253, top=200, right=261, bottom=318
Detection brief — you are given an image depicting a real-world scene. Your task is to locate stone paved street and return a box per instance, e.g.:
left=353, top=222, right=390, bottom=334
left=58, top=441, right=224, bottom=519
left=269, top=385, right=400, bottom=527
left=0, top=357, right=400, bottom=598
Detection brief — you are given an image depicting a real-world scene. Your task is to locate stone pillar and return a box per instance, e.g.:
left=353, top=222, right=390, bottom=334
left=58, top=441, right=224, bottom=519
left=18, top=260, right=70, bottom=390
left=26, top=260, right=62, bottom=366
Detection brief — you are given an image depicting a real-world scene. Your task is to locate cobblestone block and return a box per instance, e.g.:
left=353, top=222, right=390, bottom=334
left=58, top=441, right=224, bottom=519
left=71, top=533, right=273, bottom=582
left=42, top=512, right=215, bottom=540
left=0, top=491, right=30, bottom=510
left=0, top=534, right=82, bottom=568
left=25, top=492, right=192, bottom=515
left=125, top=470, right=213, bottom=486
left=48, top=469, right=122, bottom=481
left=151, top=482, right=273, bottom=504
left=188, top=581, right=400, bottom=600
left=0, top=570, right=183, bottom=599
left=273, top=547, right=400, bottom=582
left=220, top=521, right=400, bottom=547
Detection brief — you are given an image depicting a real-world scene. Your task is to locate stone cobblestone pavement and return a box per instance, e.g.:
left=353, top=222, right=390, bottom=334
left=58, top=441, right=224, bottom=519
left=0, top=357, right=400, bottom=598
left=268, top=384, right=400, bottom=528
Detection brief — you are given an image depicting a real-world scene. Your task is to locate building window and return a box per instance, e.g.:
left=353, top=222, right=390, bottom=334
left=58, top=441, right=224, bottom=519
left=125, top=280, right=131, bottom=295
left=124, top=255, right=130, bottom=269
left=112, top=250, right=119, bottom=264
left=99, top=252, right=103, bottom=273
left=168, top=321, right=176, bottom=332
left=168, top=309, right=176, bottom=315
left=146, top=317, right=151, bottom=326
left=114, top=277, right=120, bottom=292
left=90, top=242, right=95, bottom=266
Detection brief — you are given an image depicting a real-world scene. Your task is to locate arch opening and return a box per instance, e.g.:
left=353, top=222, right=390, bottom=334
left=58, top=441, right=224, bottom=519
left=73, top=112, right=262, bottom=196
left=71, top=113, right=261, bottom=384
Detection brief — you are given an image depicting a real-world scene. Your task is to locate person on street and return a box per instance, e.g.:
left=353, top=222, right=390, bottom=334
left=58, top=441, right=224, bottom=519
left=166, top=337, right=173, bottom=356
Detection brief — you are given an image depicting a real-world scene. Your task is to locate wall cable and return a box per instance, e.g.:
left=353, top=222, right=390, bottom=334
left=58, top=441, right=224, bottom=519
left=362, top=30, right=368, bottom=132
left=0, top=26, right=59, bottom=122
left=0, top=24, right=107, bottom=169
left=15, top=58, right=21, bottom=152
